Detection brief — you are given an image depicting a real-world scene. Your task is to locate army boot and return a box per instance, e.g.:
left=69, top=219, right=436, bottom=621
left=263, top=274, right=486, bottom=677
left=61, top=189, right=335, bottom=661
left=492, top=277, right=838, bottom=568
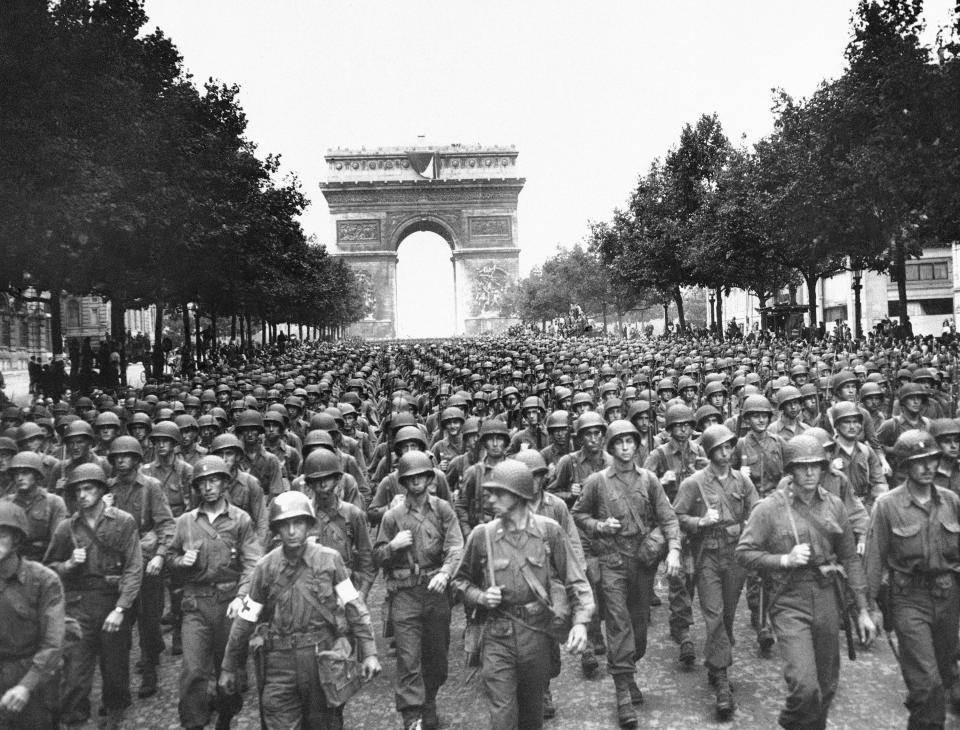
left=422, top=688, right=440, bottom=730
left=400, top=707, right=422, bottom=730
left=171, top=625, right=183, bottom=656
left=679, top=638, right=696, bottom=668
left=613, top=675, right=639, bottom=729
left=758, top=625, right=775, bottom=653
left=542, top=686, right=556, bottom=718
left=627, top=677, right=644, bottom=705
left=138, top=660, right=158, bottom=699
left=714, top=668, right=734, bottom=719
left=580, top=648, right=599, bottom=678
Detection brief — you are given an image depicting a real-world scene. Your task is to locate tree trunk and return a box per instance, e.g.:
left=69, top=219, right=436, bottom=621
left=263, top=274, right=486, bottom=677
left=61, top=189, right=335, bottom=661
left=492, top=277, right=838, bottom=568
left=195, top=309, right=203, bottom=369
left=715, top=287, right=724, bottom=341
left=152, top=304, right=164, bottom=380
left=261, top=319, right=266, bottom=348
left=894, top=237, right=911, bottom=336
left=852, top=271, right=863, bottom=340
left=110, top=297, right=127, bottom=389
left=181, top=302, right=193, bottom=375
left=663, top=304, right=670, bottom=333
left=298, top=323, right=303, bottom=340
left=210, top=304, right=218, bottom=356
left=616, top=306, right=623, bottom=338
left=804, top=274, right=818, bottom=336
left=231, top=313, right=237, bottom=342
left=49, top=290, right=63, bottom=355
left=672, top=288, right=686, bottom=332
left=247, top=315, right=253, bottom=351
left=758, top=295, right=768, bottom=331
left=238, top=313, right=245, bottom=350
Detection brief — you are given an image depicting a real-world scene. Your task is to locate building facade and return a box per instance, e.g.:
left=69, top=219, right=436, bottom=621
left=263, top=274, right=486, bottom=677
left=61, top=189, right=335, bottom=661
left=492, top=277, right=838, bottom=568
left=714, top=244, right=959, bottom=338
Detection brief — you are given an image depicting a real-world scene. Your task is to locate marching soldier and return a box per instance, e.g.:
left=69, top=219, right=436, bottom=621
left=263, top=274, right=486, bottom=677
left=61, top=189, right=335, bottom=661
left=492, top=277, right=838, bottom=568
left=209, top=433, right=270, bottom=547
left=45, top=463, right=143, bottom=729
left=234, top=410, right=285, bottom=503
left=452, top=459, right=594, bottom=730
left=167, top=455, right=261, bottom=730
left=573, top=420, right=682, bottom=728
left=0, top=502, right=65, bottom=730
left=1, top=452, right=67, bottom=562
left=373, top=451, right=463, bottom=730
left=673, top=424, right=758, bottom=718
left=736, top=434, right=875, bottom=730
left=218, top=491, right=381, bottom=729
left=865, top=430, right=960, bottom=729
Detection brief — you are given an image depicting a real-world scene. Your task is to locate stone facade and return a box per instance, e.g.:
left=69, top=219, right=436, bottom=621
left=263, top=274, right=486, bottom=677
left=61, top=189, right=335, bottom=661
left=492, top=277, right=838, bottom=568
left=321, top=145, right=523, bottom=338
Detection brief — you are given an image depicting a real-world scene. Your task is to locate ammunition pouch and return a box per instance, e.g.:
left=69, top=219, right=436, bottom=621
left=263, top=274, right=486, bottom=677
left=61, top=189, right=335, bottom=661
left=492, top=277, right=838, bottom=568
left=315, top=636, right=362, bottom=707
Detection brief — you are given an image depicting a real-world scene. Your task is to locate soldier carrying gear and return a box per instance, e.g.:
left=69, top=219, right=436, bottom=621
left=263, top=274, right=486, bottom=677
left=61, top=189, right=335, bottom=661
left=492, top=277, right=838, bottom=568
left=673, top=424, right=759, bottom=719
left=1, top=451, right=67, bottom=562
left=45, top=463, right=143, bottom=729
left=573, top=420, right=681, bottom=728
left=219, top=490, right=381, bottom=730
left=454, top=459, right=594, bottom=730
left=373, top=451, right=463, bottom=730
left=166, top=455, right=262, bottom=730
left=0, top=502, right=65, bottom=730
left=737, top=435, right=875, bottom=730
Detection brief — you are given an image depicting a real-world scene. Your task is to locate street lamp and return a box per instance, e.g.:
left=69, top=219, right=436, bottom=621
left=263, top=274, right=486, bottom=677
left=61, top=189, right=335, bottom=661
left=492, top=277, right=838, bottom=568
left=708, top=291, right=715, bottom=330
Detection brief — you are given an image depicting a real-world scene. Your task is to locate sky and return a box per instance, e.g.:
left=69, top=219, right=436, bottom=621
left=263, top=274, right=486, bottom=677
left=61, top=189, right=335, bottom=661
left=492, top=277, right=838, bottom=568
left=141, top=0, right=956, bottom=336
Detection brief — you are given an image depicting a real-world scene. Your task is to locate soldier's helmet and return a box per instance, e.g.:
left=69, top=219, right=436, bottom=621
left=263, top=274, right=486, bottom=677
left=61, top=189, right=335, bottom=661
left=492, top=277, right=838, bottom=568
left=303, top=450, right=342, bottom=481
left=149, top=420, right=182, bottom=445
left=893, top=430, right=940, bottom=464
left=393, top=426, right=427, bottom=452
left=897, top=383, right=928, bottom=404
left=108, top=435, right=144, bottom=460
left=440, top=407, right=465, bottom=425
left=210, top=433, right=243, bottom=454
left=269, top=491, right=316, bottom=530
left=63, top=420, right=96, bottom=442
left=830, top=401, right=863, bottom=424
left=574, top=411, right=607, bottom=434
left=521, top=396, right=546, bottom=413
left=192, top=456, right=231, bottom=484
left=479, top=419, right=510, bottom=440
left=775, top=386, right=803, bottom=409
left=235, top=410, right=265, bottom=432
left=8, top=451, right=44, bottom=478
left=740, top=395, right=774, bottom=417
left=664, top=404, right=696, bottom=429
left=604, top=420, right=641, bottom=453
left=482, top=459, right=536, bottom=501
left=510, top=449, right=548, bottom=476
left=784, top=435, right=829, bottom=469
left=700, top=424, right=737, bottom=456
left=66, top=463, right=109, bottom=490
left=396, top=451, right=434, bottom=481
left=0, top=502, right=29, bottom=540
left=929, top=418, right=960, bottom=443
left=546, top=410, right=570, bottom=430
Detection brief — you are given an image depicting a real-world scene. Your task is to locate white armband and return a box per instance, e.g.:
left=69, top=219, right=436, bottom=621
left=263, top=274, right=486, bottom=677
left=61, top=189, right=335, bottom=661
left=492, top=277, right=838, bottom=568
left=236, top=594, right=264, bottom=622
left=335, top=578, right=360, bottom=605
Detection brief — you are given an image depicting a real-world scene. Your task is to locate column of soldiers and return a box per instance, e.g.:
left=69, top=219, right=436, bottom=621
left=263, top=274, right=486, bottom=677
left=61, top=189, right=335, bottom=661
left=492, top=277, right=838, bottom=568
left=3, top=333, right=960, bottom=729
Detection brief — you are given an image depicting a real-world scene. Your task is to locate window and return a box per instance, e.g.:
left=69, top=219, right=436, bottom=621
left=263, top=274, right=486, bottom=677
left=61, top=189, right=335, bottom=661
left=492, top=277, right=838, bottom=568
left=0, top=318, right=10, bottom=347
left=66, top=300, right=81, bottom=328
left=888, top=298, right=954, bottom=316
left=824, top=305, right=848, bottom=323
left=898, top=260, right=950, bottom=282
left=19, top=320, right=28, bottom=348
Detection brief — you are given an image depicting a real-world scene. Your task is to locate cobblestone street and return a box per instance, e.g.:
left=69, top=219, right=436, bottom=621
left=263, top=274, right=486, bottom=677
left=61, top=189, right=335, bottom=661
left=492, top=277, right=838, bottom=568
left=91, top=577, right=956, bottom=730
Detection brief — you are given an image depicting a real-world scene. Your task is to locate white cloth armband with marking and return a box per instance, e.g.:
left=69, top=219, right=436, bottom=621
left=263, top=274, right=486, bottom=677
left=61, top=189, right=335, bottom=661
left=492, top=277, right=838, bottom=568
left=335, top=578, right=360, bottom=605
left=236, top=595, right=264, bottom=622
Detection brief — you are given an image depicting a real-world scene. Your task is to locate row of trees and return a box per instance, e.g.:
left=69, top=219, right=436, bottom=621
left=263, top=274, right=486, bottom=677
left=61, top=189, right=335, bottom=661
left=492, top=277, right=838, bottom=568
left=515, top=0, right=960, bottom=338
left=1, top=0, right=362, bottom=378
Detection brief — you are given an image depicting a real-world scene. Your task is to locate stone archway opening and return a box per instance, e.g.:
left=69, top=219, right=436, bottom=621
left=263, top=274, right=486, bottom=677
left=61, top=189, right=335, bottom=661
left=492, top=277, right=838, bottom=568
left=395, top=231, right=455, bottom=338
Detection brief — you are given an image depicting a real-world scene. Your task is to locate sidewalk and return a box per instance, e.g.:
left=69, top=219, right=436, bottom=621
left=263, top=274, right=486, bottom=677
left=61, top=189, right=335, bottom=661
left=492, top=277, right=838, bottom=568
left=1, top=362, right=145, bottom=406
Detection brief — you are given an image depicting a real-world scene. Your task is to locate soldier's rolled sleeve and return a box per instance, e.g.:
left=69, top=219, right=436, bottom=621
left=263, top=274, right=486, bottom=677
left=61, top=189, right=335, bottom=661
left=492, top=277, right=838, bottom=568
left=335, top=553, right=378, bottom=660
left=548, top=526, right=594, bottom=625
left=223, top=563, right=267, bottom=673
left=350, top=510, right=376, bottom=592
left=735, top=500, right=784, bottom=572
left=367, top=479, right=392, bottom=525
left=570, top=476, right=601, bottom=536
left=649, top=474, right=681, bottom=551
left=42, top=522, right=74, bottom=575
left=372, top=511, right=400, bottom=568
left=19, top=569, right=65, bottom=692
left=250, top=484, right=268, bottom=546
left=642, top=450, right=665, bottom=476
left=672, top=476, right=705, bottom=534
left=438, top=501, right=464, bottom=575
left=546, top=454, right=572, bottom=494
left=835, top=508, right=868, bottom=611
left=118, top=519, right=144, bottom=609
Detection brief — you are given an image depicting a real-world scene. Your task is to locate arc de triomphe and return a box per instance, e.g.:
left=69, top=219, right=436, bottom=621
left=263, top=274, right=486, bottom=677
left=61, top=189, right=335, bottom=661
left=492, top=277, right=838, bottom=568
left=320, top=145, right=524, bottom=339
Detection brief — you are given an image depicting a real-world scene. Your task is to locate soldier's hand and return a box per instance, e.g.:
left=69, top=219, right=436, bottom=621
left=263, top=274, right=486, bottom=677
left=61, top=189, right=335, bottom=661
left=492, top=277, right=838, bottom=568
left=439, top=459, right=449, bottom=471
left=570, top=482, right=582, bottom=497
left=55, top=477, right=67, bottom=494
left=361, top=656, right=382, bottom=680
left=389, top=530, right=413, bottom=551
left=662, top=470, right=676, bottom=484
left=181, top=549, right=199, bottom=567
left=565, top=623, right=588, bottom=655
left=389, top=494, right=405, bottom=509
left=102, top=608, right=123, bottom=633
left=857, top=609, right=877, bottom=647
left=600, top=517, right=621, bottom=534
left=665, top=548, right=682, bottom=578
left=881, top=458, right=893, bottom=477
left=226, top=596, right=245, bottom=619
left=739, top=466, right=751, bottom=479
left=482, top=585, right=502, bottom=609
left=701, top=508, right=721, bottom=527
left=218, top=670, right=237, bottom=695
left=694, top=457, right=709, bottom=470
left=784, top=543, right=811, bottom=567
left=102, top=492, right=114, bottom=508
left=70, top=547, right=87, bottom=566
left=427, top=572, right=449, bottom=593
left=856, top=538, right=866, bottom=556
left=830, top=457, right=844, bottom=472
left=145, top=555, right=164, bottom=576
left=0, top=685, right=29, bottom=715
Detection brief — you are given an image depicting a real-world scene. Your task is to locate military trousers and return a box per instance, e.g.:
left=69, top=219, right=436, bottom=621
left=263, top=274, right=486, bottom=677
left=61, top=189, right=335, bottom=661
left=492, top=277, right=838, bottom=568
left=668, top=544, right=694, bottom=643
left=599, top=554, right=656, bottom=675
left=695, top=543, right=746, bottom=671
left=769, top=574, right=840, bottom=730
left=260, top=645, right=342, bottom=730
left=60, top=590, right=133, bottom=723
left=891, top=575, right=960, bottom=729
left=391, top=583, right=451, bottom=712
left=178, top=588, right=244, bottom=728
left=134, top=572, right=165, bottom=662
left=481, top=615, right=553, bottom=730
